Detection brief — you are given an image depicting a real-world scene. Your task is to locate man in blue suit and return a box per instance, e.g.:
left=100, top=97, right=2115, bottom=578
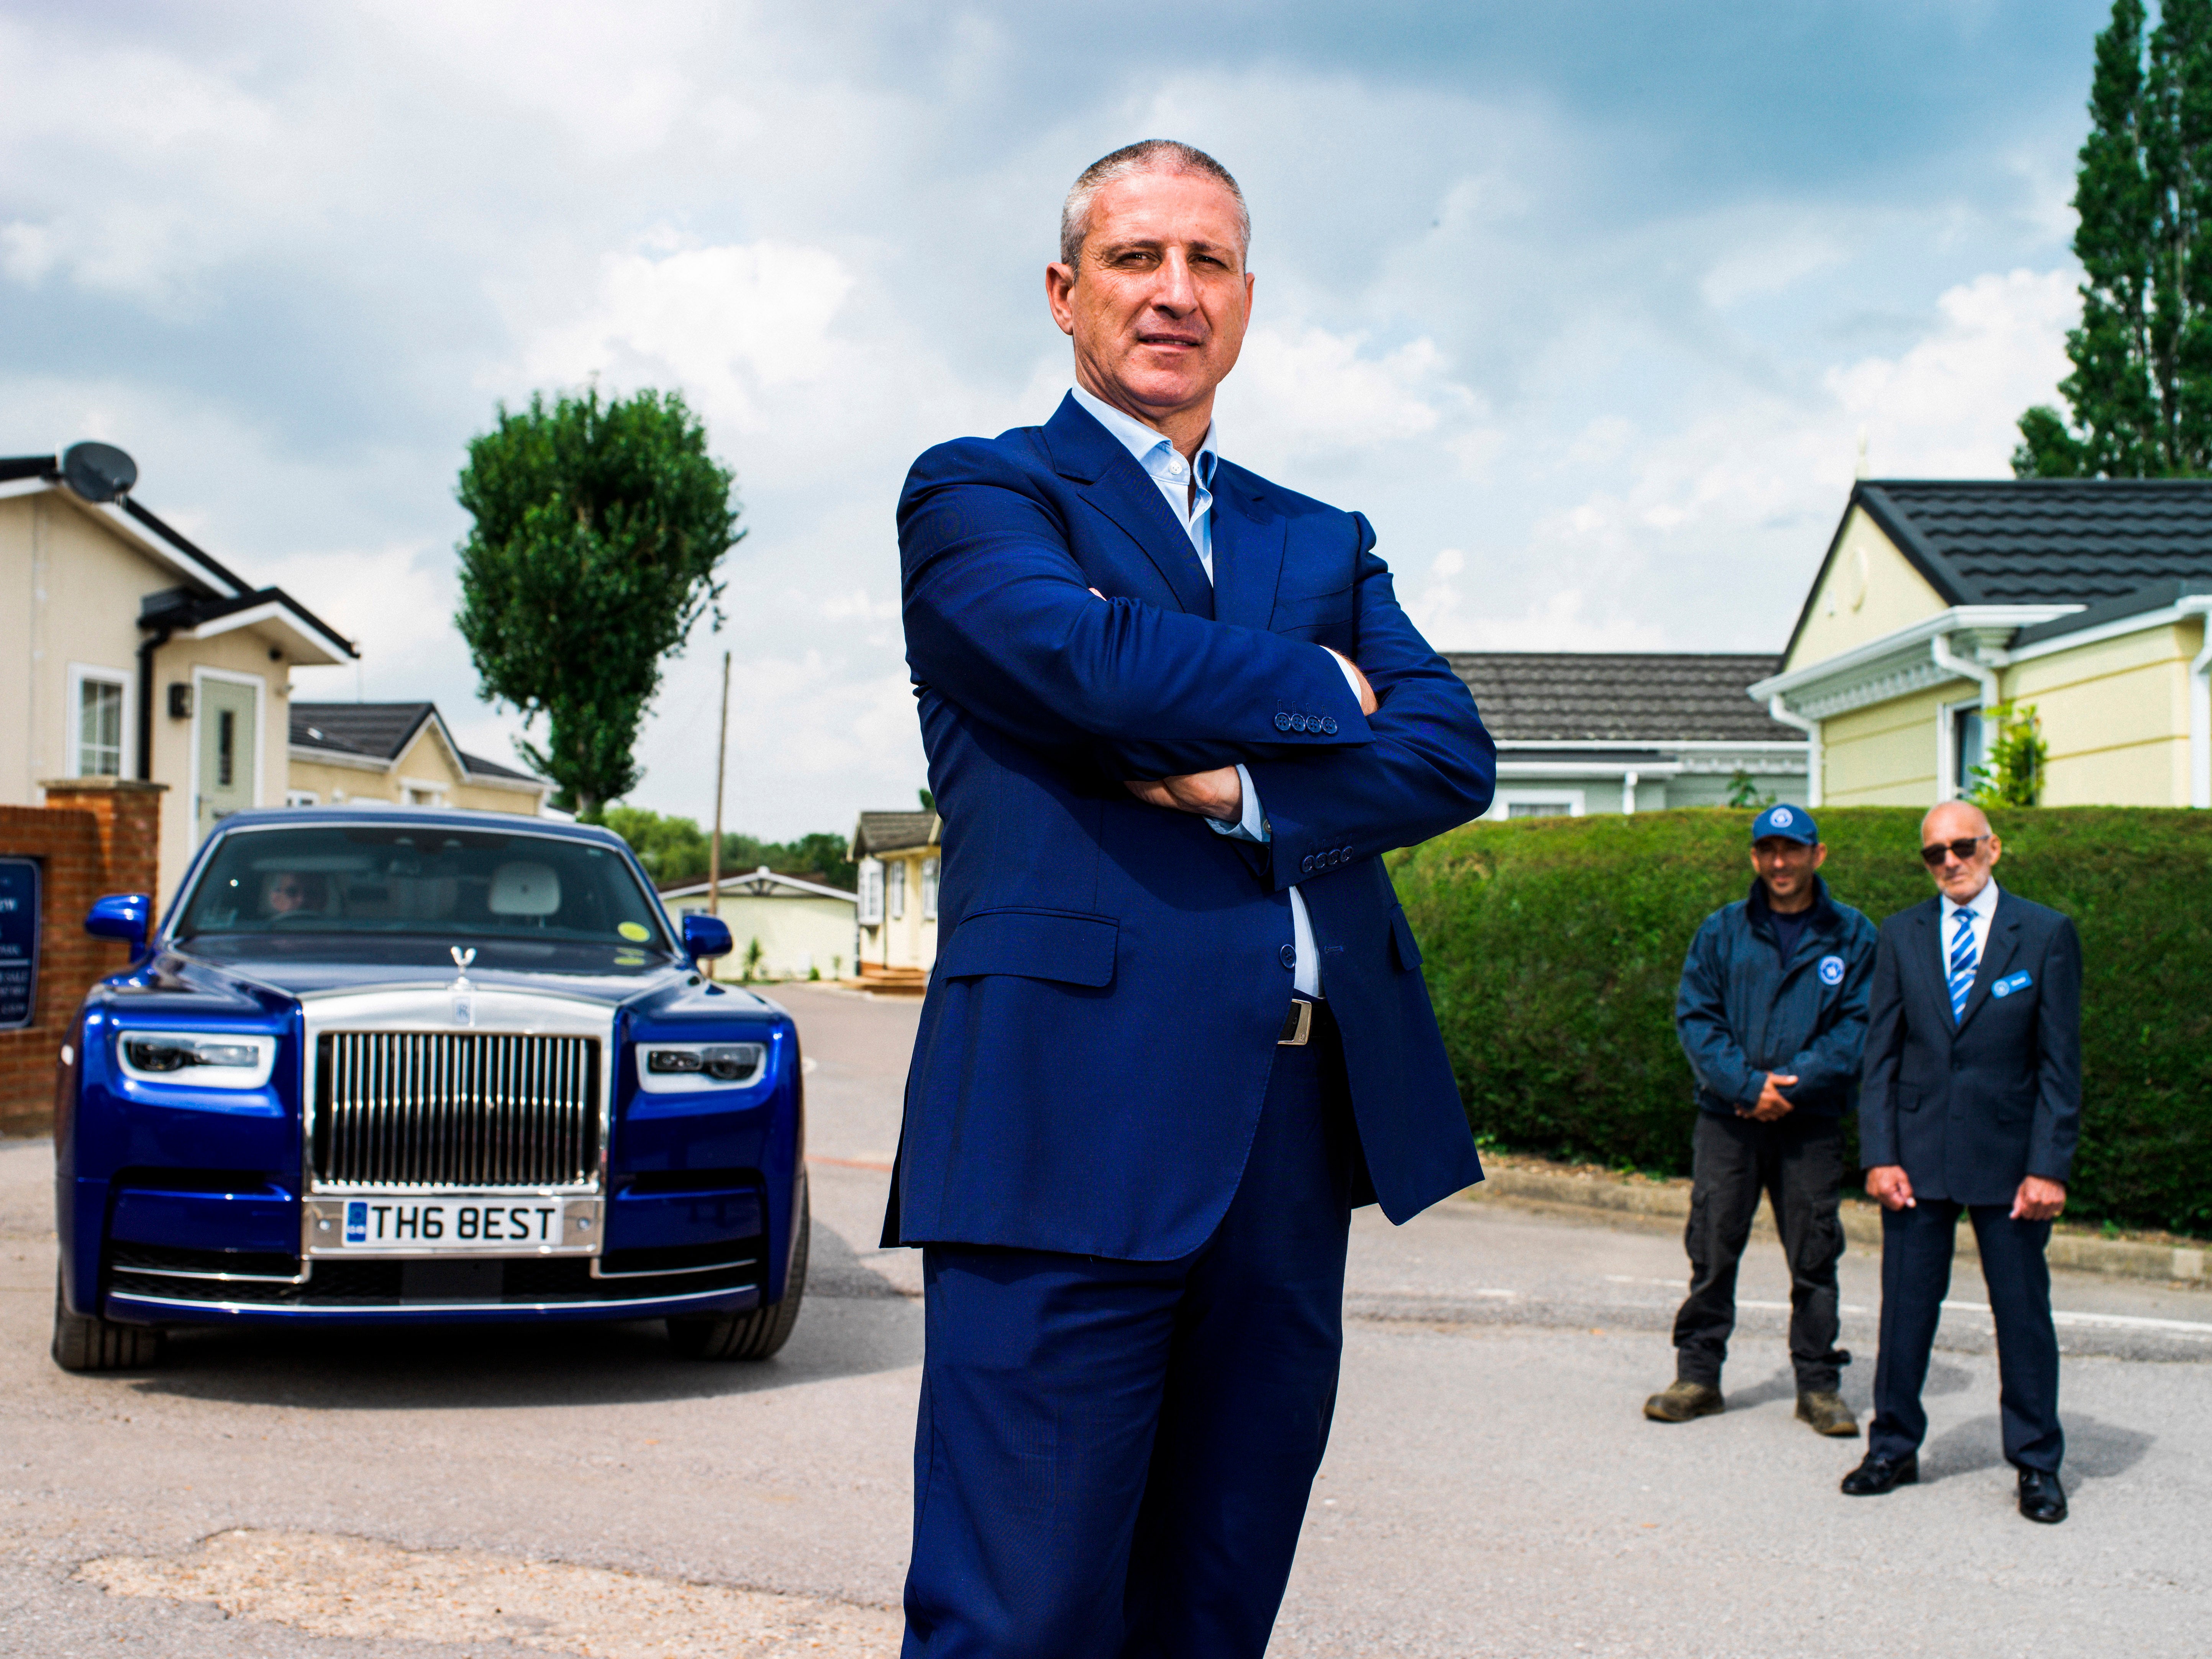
left=888, top=140, right=1496, bottom=1654
left=1842, top=801, right=2081, bottom=1524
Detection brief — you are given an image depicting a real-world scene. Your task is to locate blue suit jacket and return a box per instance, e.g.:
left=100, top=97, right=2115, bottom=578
left=882, top=394, right=1497, bottom=1258
left=1858, top=889, right=2083, bottom=1206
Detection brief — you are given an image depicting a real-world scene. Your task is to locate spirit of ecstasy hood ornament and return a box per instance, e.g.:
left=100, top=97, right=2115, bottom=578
left=449, top=946, right=477, bottom=1026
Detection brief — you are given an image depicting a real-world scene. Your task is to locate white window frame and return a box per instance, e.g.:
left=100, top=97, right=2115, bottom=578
left=1939, top=697, right=1984, bottom=802
left=188, top=666, right=267, bottom=842
left=921, top=856, right=939, bottom=921
left=857, top=859, right=884, bottom=926
left=399, top=777, right=449, bottom=808
left=66, top=662, right=132, bottom=780
left=887, top=858, right=907, bottom=920
left=1492, top=786, right=1587, bottom=820
left=285, top=789, right=320, bottom=807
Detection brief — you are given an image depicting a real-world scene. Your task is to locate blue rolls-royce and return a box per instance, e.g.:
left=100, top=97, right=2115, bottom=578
left=51, top=807, right=808, bottom=1371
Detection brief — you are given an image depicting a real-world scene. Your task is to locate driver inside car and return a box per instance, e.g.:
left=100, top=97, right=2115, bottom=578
left=263, top=870, right=329, bottom=919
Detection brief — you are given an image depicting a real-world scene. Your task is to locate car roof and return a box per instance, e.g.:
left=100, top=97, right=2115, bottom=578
left=207, top=806, right=628, bottom=849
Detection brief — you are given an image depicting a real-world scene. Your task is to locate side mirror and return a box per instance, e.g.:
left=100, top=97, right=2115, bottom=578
left=85, top=893, right=154, bottom=950
left=681, top=913, right=733, bottom=962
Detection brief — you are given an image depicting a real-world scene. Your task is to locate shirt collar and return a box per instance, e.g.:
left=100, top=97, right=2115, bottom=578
left=1943, top=877, right=2000, bottom=924
left=1070, top=384, right=1218, bottom=488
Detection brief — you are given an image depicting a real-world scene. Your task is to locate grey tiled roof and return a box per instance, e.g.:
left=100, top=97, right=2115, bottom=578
left=853, top=811, right=940, bottom=854
left=1853, top=479, right=2212, bottom=607
left=1443, top=653, right=1797, bottom=743
left=291, top=702, right=436, bottom=761
left=291, top=702, right=543, bottom=786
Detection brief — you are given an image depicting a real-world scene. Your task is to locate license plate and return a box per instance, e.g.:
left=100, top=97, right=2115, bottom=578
left=303, top=1195, right=600, bottom=1255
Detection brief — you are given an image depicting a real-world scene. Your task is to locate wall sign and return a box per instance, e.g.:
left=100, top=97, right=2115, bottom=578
left=0, top=858, right=38, bottom=1031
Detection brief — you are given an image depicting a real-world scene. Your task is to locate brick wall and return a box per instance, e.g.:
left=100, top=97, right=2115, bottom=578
left=0, top=780, right=165, bottom=1135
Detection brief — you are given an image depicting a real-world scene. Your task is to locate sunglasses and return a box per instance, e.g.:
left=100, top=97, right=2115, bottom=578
left=1919, top=836, right=1988, bottom=867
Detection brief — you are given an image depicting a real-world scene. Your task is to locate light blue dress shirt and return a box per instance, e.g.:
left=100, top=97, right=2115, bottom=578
left=1070, top=385, right=1325, bottom=997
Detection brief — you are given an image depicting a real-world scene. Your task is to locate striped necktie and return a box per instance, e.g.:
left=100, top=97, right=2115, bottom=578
left=1947, top=907, right=1978, bottom=1024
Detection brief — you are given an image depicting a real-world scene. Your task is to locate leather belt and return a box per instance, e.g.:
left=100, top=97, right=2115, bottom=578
left=1278, top=999, right=1317, bottom=1046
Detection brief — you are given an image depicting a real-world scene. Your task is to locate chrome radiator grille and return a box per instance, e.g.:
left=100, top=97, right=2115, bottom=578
left=313, top=1032, right=600, bottom=1190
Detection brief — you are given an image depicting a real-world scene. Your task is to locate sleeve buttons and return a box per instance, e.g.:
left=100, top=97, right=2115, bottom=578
left=1321, top=715, right=1338, bottom=735
left=1274, top=711, right=1294, bottom=732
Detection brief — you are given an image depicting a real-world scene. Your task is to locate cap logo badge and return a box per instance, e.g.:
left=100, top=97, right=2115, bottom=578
left=1769, top=807, right=1794, bottom=828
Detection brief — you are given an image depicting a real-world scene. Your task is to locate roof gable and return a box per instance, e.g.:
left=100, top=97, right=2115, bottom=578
left=852, top=810, right=940, bottom=856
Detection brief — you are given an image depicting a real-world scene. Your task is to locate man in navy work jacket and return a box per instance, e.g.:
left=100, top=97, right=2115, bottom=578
left=1842, top=801, right=2081, bottom=1524
left=887, top=139, right=1495, bottom=1656
left=1647, top=805, right=1876, bottom=1438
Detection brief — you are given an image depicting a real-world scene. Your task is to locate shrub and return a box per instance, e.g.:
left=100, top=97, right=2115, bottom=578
left=1390, top=807, right=2212, bottom=1236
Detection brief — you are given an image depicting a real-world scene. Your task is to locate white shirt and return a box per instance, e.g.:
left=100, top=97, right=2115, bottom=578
left=1941, top=876, right=2000, bottom=977
left=1070, top=385, right=1330, bottom=998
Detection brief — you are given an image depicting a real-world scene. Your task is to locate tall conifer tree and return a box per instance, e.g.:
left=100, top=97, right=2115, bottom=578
left=2015, top=0, right=2212, bottom=477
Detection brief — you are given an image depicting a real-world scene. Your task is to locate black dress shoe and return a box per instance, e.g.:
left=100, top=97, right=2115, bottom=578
left=1840, top=1451, right=1918, bottom=1496
left=2018, top=1468, right=2068, bottom=1524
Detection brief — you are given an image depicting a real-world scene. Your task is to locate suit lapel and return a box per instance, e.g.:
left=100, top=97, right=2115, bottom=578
left=1953, top=892, right=2023, bottom=1033
left=1905, top=899, right=1951, bottom=1039
left=1041, top=393, right=1215, bottom=618
left=1211, top=466, right=1284, bottom=631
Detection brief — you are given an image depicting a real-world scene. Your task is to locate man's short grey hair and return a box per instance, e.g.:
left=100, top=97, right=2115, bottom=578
left=1059, top=139, right=1250, bottom=268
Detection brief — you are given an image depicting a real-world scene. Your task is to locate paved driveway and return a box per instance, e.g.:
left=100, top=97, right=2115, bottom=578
left=2, top=984, right=2204, bottom=1656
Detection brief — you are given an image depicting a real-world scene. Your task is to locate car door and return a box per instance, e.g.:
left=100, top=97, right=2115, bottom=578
left=195, top=677, right=259, bottom=840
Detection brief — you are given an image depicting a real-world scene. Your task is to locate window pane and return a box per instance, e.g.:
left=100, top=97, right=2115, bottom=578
left=1955, top=709, right=1985, bottom=790
left=77, top=679, right=123, bottom=777
left=1507, top=801, right=1571, bottom=819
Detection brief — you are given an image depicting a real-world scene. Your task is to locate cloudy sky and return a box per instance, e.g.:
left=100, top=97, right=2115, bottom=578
left=2, top=1, right=2111, bottom=838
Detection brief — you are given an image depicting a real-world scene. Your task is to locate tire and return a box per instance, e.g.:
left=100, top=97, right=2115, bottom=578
left=667, top=1181, right=810, bottom=1362
left=52, top=1271, right=163, bottom=1372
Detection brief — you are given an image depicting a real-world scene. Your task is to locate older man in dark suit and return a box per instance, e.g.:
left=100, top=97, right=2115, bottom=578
left=1843, top=801, right=2081, bottom=1523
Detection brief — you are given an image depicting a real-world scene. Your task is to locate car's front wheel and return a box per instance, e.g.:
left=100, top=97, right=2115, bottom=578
left=666, top=1181, right=809, bottom=1362
left=51, top=1271, right=163, bottom=1372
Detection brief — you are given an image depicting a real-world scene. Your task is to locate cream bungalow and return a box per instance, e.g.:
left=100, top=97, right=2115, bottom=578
left=851, top=809, right=940, bottom=988
left=1, top=442, right=355, bottom=903
left=288, top=702, right=550, bottom=815
left=659, top=866, right=858, bottom=982
left=1751, top=480, right=2212, bottom=807
left=1445, top=652, right=1808, bottom=816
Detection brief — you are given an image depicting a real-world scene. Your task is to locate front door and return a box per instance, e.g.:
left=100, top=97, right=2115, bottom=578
left=195, top=677, right=259, bottom=840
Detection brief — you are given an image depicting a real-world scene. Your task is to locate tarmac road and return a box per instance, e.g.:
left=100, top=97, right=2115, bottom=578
left=2, top=983, right=2205, bottom=1657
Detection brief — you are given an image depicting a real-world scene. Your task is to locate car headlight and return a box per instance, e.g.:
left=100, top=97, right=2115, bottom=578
left=636, top=1042, right=766, bottom=1092
left=117, top=1032, right=278, bottom=1090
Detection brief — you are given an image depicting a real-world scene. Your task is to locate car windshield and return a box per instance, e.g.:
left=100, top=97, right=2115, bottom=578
left=175, top=823, right=675, bottom=953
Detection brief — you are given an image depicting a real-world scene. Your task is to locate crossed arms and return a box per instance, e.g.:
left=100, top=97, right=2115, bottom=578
left=898, top=449, right=1495, bottom=879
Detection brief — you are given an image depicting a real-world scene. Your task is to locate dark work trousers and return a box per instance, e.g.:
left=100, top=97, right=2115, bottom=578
left=900, top=1010, right=1359, bottom=1659
left=1869, top=1200, right=2063, bottom=1473
left=1671, top=1111, right=1848, bottom=1393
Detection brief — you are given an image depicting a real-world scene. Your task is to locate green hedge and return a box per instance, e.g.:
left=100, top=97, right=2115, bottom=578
left=1390, top=807, right=2212, bottom=1237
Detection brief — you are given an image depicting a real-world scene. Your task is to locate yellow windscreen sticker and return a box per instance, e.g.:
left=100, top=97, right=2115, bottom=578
left=617, top=921, right=651, bottom=942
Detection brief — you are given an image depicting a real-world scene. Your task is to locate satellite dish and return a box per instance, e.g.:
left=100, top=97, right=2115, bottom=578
left=61, top=441, right=138, bottom=503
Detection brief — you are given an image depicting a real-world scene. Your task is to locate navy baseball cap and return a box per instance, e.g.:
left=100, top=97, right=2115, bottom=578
left=1751, top=803, right=1818, bottom=845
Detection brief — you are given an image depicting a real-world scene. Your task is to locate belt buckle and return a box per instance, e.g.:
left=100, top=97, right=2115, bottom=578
left=1279, top=1000, right=1313, bottom=1046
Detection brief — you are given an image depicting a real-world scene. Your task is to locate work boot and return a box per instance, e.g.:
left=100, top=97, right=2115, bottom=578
left=1796, top=1390, right=1859, bottom=1437
left=1643, top=1380, right=1724, bottom=1422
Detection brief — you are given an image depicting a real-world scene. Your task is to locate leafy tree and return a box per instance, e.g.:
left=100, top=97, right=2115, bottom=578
left=456, top=388, right=740, bottom=817
left=2015, top=0, right=2212, bottom=477
left=599, top=806, right=859, bottom=893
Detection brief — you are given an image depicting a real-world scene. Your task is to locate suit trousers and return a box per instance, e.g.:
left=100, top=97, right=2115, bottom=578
left=900, top=1013, right=1359, bottom=1659
left=1671, top=1111, right=1848, bottom=1393
left=1868, top=1200, right=2063, bottom=1473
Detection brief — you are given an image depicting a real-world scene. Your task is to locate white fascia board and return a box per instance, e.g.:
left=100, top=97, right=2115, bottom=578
left=459, top=769, right=549, bottom=796
left=288, top=744, right=392, bottom=774
left=1987, top=602, right=2202, bottom=666
left=1749, top=605, right=2079, bottom=706
left=189, top=599, right=352, bottom=666
left=1494, top=739, right=1809, bottom=753
left=1497, top=760, right=1686, bottom=779
left=0, top=476, right=54, bottom=503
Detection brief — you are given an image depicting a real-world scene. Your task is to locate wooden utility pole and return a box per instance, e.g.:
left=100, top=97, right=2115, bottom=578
left=705, top=649, right=731, bottom=980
